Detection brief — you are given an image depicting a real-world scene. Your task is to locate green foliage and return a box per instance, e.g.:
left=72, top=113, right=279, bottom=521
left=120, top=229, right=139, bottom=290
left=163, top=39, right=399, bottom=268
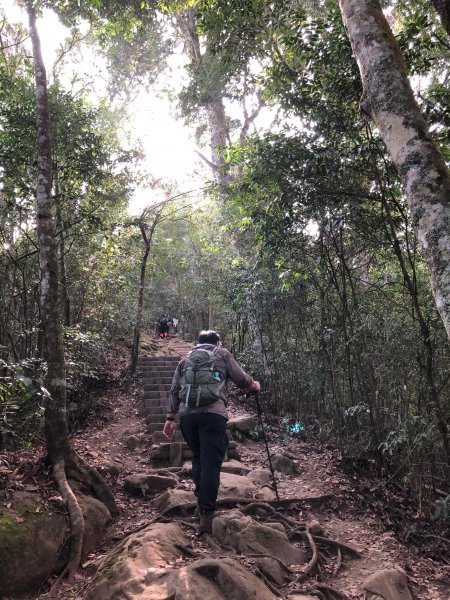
left=0, top=359, right=48, bottom=449
left=379, top=416, right=437, bottom=456
left=434, top=495, right=450, bottom=523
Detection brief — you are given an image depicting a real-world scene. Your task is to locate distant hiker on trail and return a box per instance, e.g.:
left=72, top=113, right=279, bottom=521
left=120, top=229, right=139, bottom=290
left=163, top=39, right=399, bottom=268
left=172, top=316, right=179, bottom=334
left=163, top=330, right=260, bottom=535
left=158, top=315, right=169, bottom=339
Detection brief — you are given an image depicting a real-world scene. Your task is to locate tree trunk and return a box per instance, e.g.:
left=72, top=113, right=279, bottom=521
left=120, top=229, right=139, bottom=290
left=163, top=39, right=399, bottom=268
left=28, top=5, right=118, bottom=582
left=55, top=178, right=71, bottom=326
left=129, top=230, right=151, bottom=376
left=338, top=0, right=450, bottom=339
left=177, top=9, right=231, bottom=188
left=129, top=216, right=158, bottom=376
left=431, top=0, right=450, bottom=36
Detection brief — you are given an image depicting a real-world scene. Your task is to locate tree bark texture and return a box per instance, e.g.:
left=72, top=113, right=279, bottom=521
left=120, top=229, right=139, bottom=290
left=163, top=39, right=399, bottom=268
left=431, top=0, right=450, bottom=36
left=28, top=7, right=118, bottom=581
left=177, top=9, right=231, bottom=187
left=28, top=5, right=71, bottom=464
left=338, top=0, right=450, bottom=339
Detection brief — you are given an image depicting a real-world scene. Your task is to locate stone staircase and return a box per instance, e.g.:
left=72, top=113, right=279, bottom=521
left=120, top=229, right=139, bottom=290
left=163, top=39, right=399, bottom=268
left=139, top=337, right=239, bottom=466
left=139, top=338, right=191, bottom=466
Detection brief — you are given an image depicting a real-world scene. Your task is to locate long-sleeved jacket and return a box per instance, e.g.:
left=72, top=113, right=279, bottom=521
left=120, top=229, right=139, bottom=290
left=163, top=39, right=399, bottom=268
left=168, top=343, right=254, bottom=419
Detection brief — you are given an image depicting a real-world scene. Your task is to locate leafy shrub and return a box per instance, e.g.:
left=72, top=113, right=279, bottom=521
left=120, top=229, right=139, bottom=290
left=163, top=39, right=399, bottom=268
left=0, top=358, right=48, bottom=449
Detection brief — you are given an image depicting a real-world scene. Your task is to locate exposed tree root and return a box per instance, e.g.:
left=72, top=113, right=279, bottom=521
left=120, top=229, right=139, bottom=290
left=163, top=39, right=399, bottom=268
left=66, top=451, right=119, bottom=516
left=50, top=460, right=85, bottom=587
left=240, top=501, right=299, bottom=527
left=333, top=548, right=342, bottom=577
left=255, top=567, right=282, bottom=595
left=294, top=524, right=319, bottom=583
left=243, top=553, right=294, bottom=574
left=174, top=543, right=198, bottom=558
left=289, top=583, right=349, bottom=600
left=316, top=582, right=350, bottom=599
left=289, top=531, right=361, bottom=558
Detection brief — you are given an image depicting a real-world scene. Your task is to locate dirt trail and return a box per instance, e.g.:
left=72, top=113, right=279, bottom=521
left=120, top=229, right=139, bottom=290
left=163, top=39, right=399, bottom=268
left=44, top=337, right=449, bottom=599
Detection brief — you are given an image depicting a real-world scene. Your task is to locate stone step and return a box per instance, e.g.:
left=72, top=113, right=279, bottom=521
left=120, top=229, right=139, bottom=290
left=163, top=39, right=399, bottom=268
left=144, top=398, right=166, bottom=408
left=145, top=412, right=171, bottom=423
left=138, top=357, right=181, bottom=364
left=144, top=405, right=167, bottom=416
left=144, top=407, right=166, bottom=417
left=152, top=431, right=185, bottom=444
left=143, top=377, right=173, bottom=385
left=147, top=421, right=166, bottom=433
left=140, top=369, right=176, bottom=376
left=143, top=391, right=167, bottom=401
left=139, top=356, right=179, bottom=360
left=148, top=440, right=240, bottom=466
left=143, top=384, right=171, bottom=392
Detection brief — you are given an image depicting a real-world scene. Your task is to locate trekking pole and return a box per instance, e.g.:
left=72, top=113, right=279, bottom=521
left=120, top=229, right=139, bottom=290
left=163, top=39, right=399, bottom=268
left=249, top=391, right=280, bottom=502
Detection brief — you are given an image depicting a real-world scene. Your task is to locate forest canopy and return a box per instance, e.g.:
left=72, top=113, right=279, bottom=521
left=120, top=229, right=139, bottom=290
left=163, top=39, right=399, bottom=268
left=0, top=0, right=449, bottom=550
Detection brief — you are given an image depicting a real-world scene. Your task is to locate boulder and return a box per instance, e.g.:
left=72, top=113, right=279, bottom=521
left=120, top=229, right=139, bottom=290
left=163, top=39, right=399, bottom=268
left=124, top=473, right=178, bottom=496
left=0, top=492, right=68, bottom=596
left=220, top=459, right=252, bottom=475
left=362, top=567, right=413, bottom=600
left=227, top=415, right=258, bottom=436
left=247, top=468, right=272, bottom=485
left=153, top=489, right=197, bottom=511
left=270, top=453, right=300, bottom=475
left=86, top=522, right=191, bottom=600
left=99, top=462, right=123, bottom=479
left=153, top=472, right=258, bottom=512
left=123, top=434, right=141, bottom=450
left=254, top=485, right=277, bottom=501
left=88, top=553, right=277, bottom=600
left=213, top=510, right=306, bottom=566
left=0, top=490, right=110, bottom=597
left=218, top=472, right=258, bottom=499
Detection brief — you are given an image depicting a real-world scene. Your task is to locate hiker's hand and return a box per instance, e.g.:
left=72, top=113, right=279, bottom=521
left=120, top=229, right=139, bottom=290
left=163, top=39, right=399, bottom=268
left=163, top=420, right=176, bottom=439
left=250, top=380, right=261, bottom=393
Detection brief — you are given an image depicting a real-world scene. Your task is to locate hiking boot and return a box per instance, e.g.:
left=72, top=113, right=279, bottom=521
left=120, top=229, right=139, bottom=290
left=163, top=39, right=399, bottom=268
left=197, top=511, right=214, bottom=536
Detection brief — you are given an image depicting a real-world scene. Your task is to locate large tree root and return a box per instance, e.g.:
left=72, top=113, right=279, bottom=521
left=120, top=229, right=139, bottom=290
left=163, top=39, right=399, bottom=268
left=290, top=584, right=349, bottom=600
left=289, top=531, right=362, bottom=558
left=50, top=460, right=85, bottom=587
left=45, top=451, right=118, bottom=590
left=294, top=525, right=319, bottom=583
left=66, top=451, right=119, bottom=516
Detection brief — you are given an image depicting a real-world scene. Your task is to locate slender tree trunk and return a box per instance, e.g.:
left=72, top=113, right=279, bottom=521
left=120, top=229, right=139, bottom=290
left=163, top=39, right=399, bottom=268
left=28, top=6, right=117, bottom=582
left=28, top=4, right=84, bottom=581
left=130, top=233, right=151, bottom=375
left=129, top=216, right=158, bottom=376
left=338, top=0, right=450, bottom=339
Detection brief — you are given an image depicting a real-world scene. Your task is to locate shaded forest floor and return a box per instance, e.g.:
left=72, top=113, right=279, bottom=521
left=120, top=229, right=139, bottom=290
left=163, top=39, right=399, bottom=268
left=17, top=338, right=450, bottom=599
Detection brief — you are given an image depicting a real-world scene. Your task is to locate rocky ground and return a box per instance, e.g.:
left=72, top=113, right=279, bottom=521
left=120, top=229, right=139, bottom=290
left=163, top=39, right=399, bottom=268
left=10, top=337, right=450, bottom=599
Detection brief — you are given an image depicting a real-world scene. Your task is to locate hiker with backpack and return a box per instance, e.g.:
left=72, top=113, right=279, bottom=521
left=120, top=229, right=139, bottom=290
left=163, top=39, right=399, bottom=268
left=158, top=315, right=169, bottom=339
left=163, top=330, right=260, bottom=535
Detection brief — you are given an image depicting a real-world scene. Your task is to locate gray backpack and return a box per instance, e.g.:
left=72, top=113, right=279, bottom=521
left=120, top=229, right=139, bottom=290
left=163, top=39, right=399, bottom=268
left=179, top=347, right=225, bottom=407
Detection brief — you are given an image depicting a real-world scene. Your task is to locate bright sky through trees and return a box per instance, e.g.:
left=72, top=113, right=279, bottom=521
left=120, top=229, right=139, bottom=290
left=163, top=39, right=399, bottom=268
left=3, top=0, right=203, bottom=214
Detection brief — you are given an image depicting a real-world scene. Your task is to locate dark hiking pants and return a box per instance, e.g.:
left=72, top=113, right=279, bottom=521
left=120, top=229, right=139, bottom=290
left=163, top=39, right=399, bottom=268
left=180, top=411, right=228, bottom=513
